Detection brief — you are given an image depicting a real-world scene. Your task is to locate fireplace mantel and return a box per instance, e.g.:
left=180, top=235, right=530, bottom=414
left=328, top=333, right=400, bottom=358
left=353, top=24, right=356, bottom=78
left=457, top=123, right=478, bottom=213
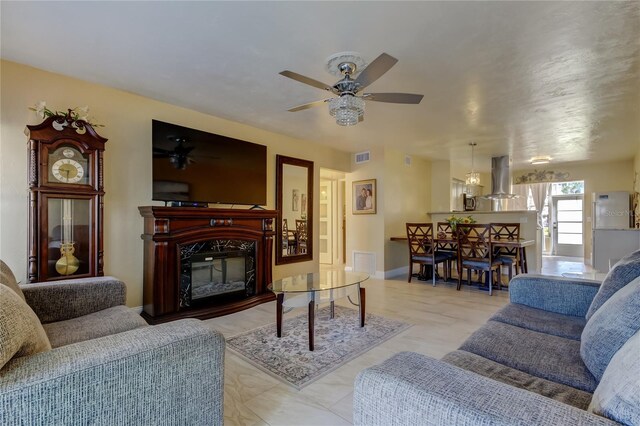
left=139, top=206, right=277, bottom=324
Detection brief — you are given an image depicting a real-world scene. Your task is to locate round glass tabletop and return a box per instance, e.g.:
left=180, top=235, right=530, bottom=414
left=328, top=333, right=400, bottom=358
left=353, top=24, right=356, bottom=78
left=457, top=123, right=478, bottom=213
left=268, top=270, right=369, bottom=293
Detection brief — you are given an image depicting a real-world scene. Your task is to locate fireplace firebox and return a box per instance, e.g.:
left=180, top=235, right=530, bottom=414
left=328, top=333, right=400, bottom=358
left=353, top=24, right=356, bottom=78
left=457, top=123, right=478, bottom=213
left=180, top=241, right=256, bottom=308
left=139, top=207, right=277, bottom=324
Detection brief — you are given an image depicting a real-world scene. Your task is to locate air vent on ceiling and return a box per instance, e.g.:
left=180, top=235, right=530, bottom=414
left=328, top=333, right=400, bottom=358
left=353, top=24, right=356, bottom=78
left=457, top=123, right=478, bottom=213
left=405, top=155, right=412, bottom=166
left=355, top=151, right=370, bottom=164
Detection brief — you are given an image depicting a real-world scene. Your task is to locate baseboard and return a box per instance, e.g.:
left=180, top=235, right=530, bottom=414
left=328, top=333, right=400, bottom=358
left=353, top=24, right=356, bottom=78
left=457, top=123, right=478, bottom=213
left=343, top=265, right=406, bottom=280
left=384, top=266, right=409, bottom=279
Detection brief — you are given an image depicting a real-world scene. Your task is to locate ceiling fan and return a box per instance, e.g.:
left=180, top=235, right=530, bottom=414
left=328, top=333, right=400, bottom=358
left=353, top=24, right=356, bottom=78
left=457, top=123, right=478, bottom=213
left=280, top=52, right=423, bottom=126
left=152, top=137, right=196, bottom=170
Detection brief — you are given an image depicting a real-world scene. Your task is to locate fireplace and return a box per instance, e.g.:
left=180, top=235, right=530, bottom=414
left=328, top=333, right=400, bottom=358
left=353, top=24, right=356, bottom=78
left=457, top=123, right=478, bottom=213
left=180, top=240, right=256, bottom=308
left=139, top=207, right=277, bottom=324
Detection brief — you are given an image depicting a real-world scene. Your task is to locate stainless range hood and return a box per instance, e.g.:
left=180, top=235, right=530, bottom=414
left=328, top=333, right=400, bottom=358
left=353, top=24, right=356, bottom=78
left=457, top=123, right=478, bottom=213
left=483, top=155, right=518, bottom=200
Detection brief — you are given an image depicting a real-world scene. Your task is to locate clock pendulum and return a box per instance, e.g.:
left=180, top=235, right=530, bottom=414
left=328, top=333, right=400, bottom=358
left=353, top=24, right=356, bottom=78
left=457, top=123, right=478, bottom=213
left=55, top=199, right=79, bottom=275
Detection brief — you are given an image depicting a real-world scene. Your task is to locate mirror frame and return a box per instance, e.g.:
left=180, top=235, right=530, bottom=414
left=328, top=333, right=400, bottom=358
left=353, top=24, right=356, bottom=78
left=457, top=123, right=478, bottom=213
left=275, top=155, right=314, bottom=265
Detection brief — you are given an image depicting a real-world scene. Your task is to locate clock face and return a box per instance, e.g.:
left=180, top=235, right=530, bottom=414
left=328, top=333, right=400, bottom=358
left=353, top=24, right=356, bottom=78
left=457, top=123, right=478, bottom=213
left=47, top=145, right=90, bottom=185
left=52, top=159, right=84, bottom=183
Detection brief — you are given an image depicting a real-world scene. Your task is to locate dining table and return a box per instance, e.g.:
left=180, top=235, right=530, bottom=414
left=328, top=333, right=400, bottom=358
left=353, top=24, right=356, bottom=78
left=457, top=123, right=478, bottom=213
left=390, top=235, right=535, bottom=274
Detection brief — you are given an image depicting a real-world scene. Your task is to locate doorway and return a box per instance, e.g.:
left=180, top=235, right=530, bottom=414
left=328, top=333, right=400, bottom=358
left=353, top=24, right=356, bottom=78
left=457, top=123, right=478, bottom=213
left=319, top=168, right=346, bottom=266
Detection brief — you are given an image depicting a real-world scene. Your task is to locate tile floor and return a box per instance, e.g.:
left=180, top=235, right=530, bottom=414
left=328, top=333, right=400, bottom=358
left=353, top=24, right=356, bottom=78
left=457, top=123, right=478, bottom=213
left=205, top=256, right=597, bottom=425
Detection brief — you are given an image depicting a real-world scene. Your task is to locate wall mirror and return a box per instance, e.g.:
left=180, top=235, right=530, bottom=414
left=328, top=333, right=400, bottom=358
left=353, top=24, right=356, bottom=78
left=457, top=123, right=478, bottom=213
left=276, top=155, right=314, bottom=265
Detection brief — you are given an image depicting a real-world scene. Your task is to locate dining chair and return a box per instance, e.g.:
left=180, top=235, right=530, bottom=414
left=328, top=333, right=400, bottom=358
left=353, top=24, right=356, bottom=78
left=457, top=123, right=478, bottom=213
left=436, top=222, right=458, bottom=278
left=490, top=223, right=521, bottom=280
left=282, top=219, right=297, bottom=255
left=406, top=223, right=451, bottom=286
left=456, top=224, right=502, bottom=295
left=295, top=220, right=308, bottom=254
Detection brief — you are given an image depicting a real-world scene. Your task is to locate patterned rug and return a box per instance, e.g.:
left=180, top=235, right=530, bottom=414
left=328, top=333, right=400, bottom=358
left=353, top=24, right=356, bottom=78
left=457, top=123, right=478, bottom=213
left=226, top=305, right=412, bottom=389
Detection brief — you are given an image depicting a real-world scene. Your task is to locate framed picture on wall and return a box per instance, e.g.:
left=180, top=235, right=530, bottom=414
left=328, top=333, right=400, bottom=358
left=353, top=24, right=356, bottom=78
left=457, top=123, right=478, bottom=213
left=352, top=179, right=376, bottom=214
left=292, top=189, right=299, bottom=211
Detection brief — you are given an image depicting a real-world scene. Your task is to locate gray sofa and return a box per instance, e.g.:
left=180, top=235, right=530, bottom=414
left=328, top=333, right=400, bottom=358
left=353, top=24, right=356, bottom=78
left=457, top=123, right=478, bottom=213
left=354, top=249, right=640, bottom=425
left=0, top=274, right=225, bottom=425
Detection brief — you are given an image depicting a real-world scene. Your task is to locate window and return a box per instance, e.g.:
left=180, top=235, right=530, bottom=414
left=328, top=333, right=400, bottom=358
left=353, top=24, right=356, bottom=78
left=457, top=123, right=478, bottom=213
left=551, top=181, right=584, bottom=195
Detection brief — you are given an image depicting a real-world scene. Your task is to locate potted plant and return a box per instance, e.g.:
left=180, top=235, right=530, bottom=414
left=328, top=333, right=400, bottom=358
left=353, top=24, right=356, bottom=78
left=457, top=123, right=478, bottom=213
left=445, top=215, right=476, bottom=235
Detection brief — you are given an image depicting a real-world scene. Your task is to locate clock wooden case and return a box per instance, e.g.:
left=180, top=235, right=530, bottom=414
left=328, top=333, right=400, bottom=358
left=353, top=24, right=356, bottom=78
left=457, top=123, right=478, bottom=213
left=26, top=115, right=107, bottom=283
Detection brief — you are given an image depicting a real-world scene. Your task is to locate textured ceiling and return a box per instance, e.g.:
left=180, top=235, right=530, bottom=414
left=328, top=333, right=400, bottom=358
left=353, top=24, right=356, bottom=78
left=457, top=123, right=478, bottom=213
left=1, top=1, right=639, bottom=170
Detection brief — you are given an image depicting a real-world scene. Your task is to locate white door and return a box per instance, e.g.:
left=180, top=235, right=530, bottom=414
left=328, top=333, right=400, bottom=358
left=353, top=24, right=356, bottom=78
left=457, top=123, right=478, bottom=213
left=552, top=195, right=584, bottom=257
left=319, top=179, right=332, bottom=264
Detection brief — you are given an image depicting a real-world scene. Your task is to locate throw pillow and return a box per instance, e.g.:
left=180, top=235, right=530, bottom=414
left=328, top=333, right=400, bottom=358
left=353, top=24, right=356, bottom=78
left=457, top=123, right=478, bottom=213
left=581, top=275, right=640, bottom=381
left=0, top=259, right=25, bottom=301
left=589, top=330, right=640, bottom=425
left=0, top=284, right=51, bottom=369
left=586, top=249, right=640, bottom=320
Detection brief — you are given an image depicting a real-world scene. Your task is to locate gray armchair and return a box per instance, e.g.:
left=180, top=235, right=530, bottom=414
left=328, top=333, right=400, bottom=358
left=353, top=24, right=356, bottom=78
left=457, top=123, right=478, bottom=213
left=0, top=276, right=225, bottom=425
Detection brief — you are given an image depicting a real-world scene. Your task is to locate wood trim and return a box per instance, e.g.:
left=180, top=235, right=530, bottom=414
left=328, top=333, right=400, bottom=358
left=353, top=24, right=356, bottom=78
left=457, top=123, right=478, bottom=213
left=275, top=155, right=314, bottom=265
left=139, top=206, right=278, bottom=322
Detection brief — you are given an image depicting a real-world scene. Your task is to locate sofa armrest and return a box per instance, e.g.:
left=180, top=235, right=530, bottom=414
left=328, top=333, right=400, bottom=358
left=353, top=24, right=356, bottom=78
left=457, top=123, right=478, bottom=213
left=354, top=352, right=614, bottom=426
left=509, top=274, right=601, bottom=317
left=20, top=276, right=126, bottom=323
left=0, top=319, right=224, bottom=426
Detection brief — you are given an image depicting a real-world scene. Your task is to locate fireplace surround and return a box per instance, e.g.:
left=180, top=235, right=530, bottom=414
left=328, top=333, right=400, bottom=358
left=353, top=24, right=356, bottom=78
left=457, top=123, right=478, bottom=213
left=139, top=206, right=277, bottom=324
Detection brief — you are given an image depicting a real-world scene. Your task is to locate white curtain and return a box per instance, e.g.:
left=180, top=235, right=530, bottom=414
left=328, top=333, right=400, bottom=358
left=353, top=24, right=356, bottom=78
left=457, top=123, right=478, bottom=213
left=511, top=184, right=529, bottom=211
left=529, top=182, right=551, bottom=227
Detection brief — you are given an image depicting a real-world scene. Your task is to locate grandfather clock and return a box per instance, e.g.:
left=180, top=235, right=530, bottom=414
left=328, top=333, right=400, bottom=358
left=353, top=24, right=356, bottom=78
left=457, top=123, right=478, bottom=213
left=26, top=114, right=107, bottom=282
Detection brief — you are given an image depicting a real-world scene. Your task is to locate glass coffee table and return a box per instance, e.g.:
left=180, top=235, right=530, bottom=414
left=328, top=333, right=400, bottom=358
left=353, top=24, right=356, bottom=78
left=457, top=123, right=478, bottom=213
left=268, top=270, right=370, bottom=351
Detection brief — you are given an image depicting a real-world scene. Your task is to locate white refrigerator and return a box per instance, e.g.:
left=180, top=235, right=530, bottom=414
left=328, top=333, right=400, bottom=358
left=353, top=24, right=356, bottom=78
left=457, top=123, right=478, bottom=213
left=592, top=191, right=631, bottom=229
left=592, top=191, right=633, bottom=271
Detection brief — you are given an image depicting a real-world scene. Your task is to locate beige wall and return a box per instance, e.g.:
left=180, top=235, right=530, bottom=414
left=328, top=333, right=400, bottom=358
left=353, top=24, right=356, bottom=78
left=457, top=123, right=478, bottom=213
left=345, top=148, right=432, bottom=277
left=513, top=159, right=634, bottom=260
left=0, top=60, right=350, bottom=307
left=430, top=160, right=451, bottom=212
left=383, top=150, right=431, bottom=272
left=345, top=147, right=386, bottom=276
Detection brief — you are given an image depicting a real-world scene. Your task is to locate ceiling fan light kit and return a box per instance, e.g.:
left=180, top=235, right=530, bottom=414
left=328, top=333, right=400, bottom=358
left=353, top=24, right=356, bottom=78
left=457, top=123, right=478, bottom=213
left=329, top=95, right=365, bottom=126
left=280, top=52, right=423, bottom=126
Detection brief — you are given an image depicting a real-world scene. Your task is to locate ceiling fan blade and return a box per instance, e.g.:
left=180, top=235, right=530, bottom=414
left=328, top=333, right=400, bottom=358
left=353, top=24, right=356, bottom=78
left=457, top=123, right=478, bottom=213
left=354, top=53, right=398, bottom=89
left=363, top=93, right=424, bottom=104
left=280, top=71, right=336, bottom=93
left=153, top=148, right=172, bottom=157
left=287, top=99, right=330, bottom=112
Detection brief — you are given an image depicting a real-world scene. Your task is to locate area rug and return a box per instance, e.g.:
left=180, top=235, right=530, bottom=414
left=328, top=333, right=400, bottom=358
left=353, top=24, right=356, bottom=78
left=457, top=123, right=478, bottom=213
left=226, top=305, right=412, bottom=389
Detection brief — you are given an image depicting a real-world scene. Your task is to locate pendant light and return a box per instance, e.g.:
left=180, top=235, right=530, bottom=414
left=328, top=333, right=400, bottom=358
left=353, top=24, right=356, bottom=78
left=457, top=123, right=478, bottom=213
left=465, top=142, right=480, bottom=186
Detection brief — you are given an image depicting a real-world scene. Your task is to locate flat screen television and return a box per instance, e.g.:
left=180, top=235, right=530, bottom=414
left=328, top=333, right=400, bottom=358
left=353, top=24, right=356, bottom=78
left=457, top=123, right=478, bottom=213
left=152, top=120, right=267, bottom=206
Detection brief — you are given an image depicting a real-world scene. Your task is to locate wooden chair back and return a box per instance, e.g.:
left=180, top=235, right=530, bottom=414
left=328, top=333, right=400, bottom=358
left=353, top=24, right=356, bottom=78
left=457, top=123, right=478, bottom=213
left=436, top=222, right=457, bottom=252
left=490, top=223, right=520, bottom=256
left=295, top=220, right=308, bottom=253
left=457, top=224, right=493, bottom=262
left=406, top=223, right=435, bottom=257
